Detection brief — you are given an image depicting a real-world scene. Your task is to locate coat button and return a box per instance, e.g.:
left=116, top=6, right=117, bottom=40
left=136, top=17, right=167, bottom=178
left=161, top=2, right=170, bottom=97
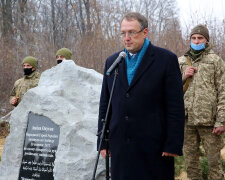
left=126, top=93, right=130, bottom=98
left=125, top=116, right=129, bottom=121
left=127, top=137, right=131, bottom=142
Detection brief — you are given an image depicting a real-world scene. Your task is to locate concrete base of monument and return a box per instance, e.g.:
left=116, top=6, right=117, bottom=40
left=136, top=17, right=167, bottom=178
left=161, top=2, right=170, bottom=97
left=0, top=61, right=105, bottom=180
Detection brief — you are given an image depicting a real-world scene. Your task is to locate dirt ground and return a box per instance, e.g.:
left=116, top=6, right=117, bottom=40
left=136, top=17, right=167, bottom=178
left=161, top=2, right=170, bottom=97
left=0, top=138, right=5, bottom=157
left=175, top=171, right=187, bottom=180
left=0, top=122, right=10, bottom=159
left=0, top=122, right=10, bottom=137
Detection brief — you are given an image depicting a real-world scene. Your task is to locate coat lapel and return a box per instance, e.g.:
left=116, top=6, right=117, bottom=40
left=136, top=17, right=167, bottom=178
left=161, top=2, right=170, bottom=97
left=128, top=44, right=155, bottom=90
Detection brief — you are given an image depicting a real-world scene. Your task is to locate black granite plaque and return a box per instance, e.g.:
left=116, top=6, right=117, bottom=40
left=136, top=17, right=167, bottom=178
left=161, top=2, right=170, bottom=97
left=19, top=112, right=60, bottom=180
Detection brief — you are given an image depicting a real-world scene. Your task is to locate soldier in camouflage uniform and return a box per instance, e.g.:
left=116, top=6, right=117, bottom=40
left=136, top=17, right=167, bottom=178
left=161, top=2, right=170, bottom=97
left=178, top=24, right=225, bottom=180
left=55, top=48, right=72, bottom=64
left=10, top=56, right=40, bottom=107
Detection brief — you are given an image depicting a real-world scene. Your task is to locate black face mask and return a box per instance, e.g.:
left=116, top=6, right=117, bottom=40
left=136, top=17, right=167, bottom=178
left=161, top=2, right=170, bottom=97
left=24, top=68, right=33, bottom=75
left=57, top=60, right=63, bottom=64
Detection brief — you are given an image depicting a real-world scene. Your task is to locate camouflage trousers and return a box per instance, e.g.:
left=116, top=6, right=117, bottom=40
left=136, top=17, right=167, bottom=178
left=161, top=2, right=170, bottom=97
left=183, top=125, right=224, bottom=180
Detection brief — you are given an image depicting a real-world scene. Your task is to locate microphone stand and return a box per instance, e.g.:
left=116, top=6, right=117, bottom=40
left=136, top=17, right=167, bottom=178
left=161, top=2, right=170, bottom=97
left=91, top=67, right=119, bottom=180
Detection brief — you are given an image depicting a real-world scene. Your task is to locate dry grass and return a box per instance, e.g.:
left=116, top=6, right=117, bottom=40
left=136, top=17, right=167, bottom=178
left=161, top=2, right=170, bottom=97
left=0, top=138, right=6, bottom=160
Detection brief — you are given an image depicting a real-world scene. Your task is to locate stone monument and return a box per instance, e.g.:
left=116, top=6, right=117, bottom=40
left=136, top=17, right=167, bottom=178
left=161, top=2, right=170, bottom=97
left=0, top=61, right=105, bottom=180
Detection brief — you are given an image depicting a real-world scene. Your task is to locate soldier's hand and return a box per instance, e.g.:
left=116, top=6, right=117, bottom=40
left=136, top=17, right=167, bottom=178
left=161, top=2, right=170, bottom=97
left=10, top=97, right=18, bottom=106
left=212, top=126, right=225, bottom=135
left=184, top=66, right=197, bottom=79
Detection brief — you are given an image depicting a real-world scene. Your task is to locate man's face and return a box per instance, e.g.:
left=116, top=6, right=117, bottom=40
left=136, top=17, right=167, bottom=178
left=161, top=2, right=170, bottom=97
left=56, top=55, right=66, bottom=64
left=120, top=19, right=148, bottom=54
left=191, top=34, right=207, bottom=45
left=23, top=63, right=35, bottom=71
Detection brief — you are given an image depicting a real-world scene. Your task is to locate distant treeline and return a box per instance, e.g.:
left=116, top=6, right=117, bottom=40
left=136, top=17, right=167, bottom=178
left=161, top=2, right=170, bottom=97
left=0, top=0, right=224, bottom=111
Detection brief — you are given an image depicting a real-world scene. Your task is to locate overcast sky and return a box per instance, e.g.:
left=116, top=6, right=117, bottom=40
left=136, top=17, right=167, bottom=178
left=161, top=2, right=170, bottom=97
left=176, top=0, right=225, bottom=32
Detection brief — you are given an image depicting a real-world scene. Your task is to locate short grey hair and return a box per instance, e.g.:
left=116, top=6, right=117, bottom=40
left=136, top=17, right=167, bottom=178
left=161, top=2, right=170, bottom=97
left=121, top=12, right=148, bottom=30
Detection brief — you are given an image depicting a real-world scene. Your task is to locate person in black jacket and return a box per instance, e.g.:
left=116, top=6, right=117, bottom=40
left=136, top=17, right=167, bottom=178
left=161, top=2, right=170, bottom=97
left=97, top=12, right=185, bottom=180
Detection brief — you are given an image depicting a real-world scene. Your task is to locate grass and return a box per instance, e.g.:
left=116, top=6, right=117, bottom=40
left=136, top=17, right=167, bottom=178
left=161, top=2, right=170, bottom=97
left=175, top=156, right=186, bottom=176
left=175, top=155, right=225, bottom=180
left=200, top=156, right=209, bottom=180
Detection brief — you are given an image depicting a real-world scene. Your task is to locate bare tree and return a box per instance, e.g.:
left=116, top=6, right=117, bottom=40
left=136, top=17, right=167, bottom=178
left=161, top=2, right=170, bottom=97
left=51, top=0, right=57, bottom=48
left=1, top=0, right=13, bottom=38
left=0, top=0, right=224, bottom=113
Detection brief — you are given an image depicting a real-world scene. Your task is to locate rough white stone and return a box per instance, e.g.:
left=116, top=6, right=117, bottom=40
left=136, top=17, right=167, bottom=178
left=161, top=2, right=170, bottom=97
left=0, top=61, right=106, bottom=180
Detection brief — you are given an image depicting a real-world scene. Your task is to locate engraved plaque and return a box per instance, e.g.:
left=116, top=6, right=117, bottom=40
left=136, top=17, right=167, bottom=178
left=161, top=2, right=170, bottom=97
left=19, top=112, right=60, bottom=180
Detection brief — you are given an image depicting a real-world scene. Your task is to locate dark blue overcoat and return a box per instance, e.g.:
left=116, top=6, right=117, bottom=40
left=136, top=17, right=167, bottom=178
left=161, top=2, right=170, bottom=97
left=98, top=43, right=185, bottom=180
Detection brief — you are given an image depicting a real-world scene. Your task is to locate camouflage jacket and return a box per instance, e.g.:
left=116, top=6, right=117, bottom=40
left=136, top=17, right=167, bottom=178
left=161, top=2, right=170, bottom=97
left=178, top=47, right=225, bottom=127
left=9, top=71, right=40, bottom=106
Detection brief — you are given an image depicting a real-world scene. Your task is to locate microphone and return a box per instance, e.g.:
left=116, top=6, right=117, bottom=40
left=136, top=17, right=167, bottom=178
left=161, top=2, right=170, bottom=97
left=106, top=51, right=127, bottom=76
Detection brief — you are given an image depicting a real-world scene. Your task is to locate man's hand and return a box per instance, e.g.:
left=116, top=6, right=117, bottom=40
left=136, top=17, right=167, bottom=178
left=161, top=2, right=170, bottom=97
left=184, top=66, right=197, bottom=79
left=100, top=149, right=111, bottom=159
left=212, top=126, right=225, bottom=135
left=10, top=97, right=19, bottom=106
left=162, top=152, right=178, bottom=157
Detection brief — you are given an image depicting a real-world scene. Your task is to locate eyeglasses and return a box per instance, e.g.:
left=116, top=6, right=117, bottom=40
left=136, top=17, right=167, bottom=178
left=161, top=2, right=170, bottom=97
left=120, top=29, right=143, bottom=38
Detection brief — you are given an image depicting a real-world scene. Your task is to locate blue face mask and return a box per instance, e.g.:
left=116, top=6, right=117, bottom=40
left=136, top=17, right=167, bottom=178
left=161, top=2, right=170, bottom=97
left=190, top=42, right=205, bottom=51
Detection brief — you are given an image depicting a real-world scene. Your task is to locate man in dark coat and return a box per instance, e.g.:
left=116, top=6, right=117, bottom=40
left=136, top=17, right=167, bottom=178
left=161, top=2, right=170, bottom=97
left=97, top=12, right=185, bottom=180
